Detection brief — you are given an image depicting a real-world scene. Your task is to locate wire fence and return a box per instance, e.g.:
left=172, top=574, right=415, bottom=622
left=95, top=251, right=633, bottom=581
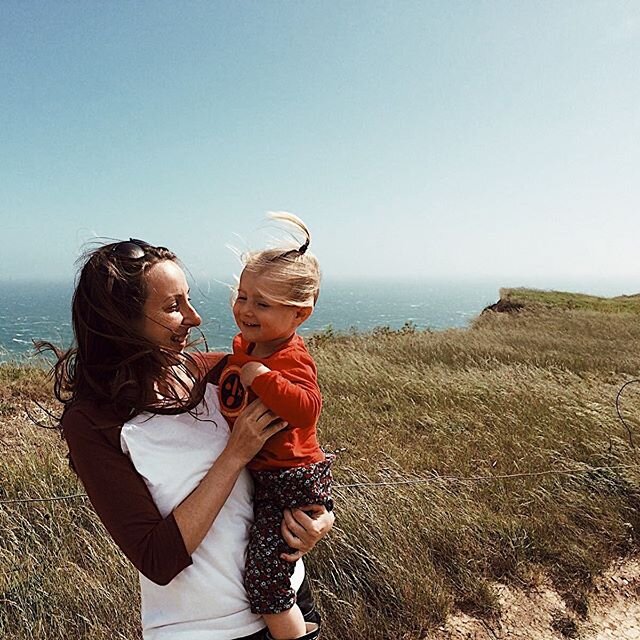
left=2, top=463, right=640, bottom=506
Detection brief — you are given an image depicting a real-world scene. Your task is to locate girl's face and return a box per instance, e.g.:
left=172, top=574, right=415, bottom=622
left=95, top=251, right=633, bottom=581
left=233, top=269, right=311, bottom=353
left=139, top=260, right=202, bottom=351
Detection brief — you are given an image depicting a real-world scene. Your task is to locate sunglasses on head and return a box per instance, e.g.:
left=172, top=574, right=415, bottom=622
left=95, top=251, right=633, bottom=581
left=111, top=238, right=153, bottom=259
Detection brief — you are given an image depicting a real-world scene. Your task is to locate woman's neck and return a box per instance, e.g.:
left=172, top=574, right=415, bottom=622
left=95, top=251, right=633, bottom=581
left=147, top=359, right=197, bottom=405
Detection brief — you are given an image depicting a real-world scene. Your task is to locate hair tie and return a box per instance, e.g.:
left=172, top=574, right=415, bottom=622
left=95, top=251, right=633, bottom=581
left=298, top=239, right=310, bottom=255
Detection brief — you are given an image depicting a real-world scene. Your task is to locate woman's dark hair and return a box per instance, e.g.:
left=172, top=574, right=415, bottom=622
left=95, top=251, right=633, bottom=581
left=40, top=240, right=206, bottom=421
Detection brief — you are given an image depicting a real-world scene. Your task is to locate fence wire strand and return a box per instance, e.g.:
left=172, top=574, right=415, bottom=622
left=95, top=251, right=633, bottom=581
left=2, top=464, right=640, bottom=505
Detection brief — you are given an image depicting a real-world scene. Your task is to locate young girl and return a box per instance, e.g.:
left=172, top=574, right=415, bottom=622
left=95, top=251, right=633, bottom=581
left=214, top=213, right=333, bottom=640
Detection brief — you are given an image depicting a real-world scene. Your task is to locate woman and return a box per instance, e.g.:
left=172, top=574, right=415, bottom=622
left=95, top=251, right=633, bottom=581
left=50, top=239, right=334, bottom=640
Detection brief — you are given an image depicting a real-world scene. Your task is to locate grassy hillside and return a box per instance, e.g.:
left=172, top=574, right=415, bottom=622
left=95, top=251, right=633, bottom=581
left=499, top=287, right=640, bottom=313
left=2, top=289, right=640, bottom=639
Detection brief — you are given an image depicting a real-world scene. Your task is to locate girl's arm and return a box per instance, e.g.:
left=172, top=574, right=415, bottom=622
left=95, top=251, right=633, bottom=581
left=240, top=355, right=321, bottom=427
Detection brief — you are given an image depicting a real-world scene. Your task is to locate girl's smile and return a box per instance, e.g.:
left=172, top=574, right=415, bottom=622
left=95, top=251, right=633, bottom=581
left=233, top=270, right=311, bottom=357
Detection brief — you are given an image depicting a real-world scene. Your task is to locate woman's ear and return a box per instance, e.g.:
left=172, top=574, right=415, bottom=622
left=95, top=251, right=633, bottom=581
left=294, top=306, right=313, bottom=325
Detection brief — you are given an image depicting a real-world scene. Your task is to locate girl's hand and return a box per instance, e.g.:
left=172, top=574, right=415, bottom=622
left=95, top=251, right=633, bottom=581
left=280, top=505, right=335, bottom=562
left=224, top=398, right=286, bottom=466
left=240, top=362, right=271, bottom=388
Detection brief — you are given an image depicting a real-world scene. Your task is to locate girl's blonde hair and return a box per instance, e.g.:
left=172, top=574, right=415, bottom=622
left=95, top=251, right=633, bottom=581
left=241, top=212, right=321, bottom=307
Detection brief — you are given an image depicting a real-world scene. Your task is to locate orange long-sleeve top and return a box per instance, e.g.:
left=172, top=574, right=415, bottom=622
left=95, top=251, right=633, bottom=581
left=217, top=333, right=325, bottom=471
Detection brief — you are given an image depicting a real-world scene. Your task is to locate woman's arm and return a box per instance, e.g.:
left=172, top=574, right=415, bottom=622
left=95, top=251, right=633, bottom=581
left=64, top=396, right=331, bottom=582
left=172, top=398, right=287, bottom=553
left=63, top=405, right=193, bottom=585
left=63, top=398, right=286, bottom=582
left=173, top=398, right=335, bottom=557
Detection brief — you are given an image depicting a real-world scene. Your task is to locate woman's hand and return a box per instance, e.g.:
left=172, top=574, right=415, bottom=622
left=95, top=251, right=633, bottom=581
left=174, top=398, right=286, bottom=554
left=224, top=398, right=287, bottom=466
left=280, top=505, right=335, bottom=563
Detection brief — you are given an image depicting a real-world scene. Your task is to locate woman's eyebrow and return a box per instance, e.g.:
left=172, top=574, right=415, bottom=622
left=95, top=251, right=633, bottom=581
left=161, top=292, right=186, bottom=303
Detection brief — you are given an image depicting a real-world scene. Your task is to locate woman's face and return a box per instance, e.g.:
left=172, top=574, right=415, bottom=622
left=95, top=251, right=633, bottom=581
left=139, top=260, right=201, bottom=351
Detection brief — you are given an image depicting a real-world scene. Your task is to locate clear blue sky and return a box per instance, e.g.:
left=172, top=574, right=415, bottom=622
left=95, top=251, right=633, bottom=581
left=1, top=1, right=638, bottom=287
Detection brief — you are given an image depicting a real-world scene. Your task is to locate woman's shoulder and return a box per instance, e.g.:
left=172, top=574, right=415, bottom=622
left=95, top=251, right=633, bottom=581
left=61, top=400, right=128, bottom=475
left=62, top=399, right=124, bottom=433
left=190, top=350, right=231, bottom=386
left=190, top=350, right=228, bottom=374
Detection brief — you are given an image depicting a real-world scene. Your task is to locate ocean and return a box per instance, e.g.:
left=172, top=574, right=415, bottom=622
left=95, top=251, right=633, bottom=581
left=1, top=277, right=636, bottom=363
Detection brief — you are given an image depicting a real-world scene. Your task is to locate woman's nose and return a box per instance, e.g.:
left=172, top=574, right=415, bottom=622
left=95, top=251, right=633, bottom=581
left=185, top=302, right=202, bottom=327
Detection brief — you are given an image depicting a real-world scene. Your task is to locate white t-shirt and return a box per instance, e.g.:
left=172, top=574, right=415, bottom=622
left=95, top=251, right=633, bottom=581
left=120, top=383, right=304, bottom=640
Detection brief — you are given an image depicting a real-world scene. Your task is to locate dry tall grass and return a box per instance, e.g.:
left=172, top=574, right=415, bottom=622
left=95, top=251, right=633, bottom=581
left=2, top=295, right=640, bottom=639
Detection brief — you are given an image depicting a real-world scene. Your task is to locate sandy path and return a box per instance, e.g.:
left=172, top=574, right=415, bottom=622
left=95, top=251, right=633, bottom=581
left=432, top=557, right=640, bottom=640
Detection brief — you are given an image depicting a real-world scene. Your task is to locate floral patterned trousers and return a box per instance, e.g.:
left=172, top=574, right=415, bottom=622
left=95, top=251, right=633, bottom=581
left=245, top=456, right=334, bottom=614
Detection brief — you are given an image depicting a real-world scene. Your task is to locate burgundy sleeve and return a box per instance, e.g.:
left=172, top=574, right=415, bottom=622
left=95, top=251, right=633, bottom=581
left=251, top=351, right=322, bottom=427
left=62, top=406, right=193, bottom=585
left=192, top=350, right=227, bottom=377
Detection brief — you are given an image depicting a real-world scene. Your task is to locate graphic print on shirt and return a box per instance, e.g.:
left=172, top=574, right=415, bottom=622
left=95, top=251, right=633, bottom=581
left=219, top=364, right=247, bottom=419
left=219, top=363, right=257, bottom=421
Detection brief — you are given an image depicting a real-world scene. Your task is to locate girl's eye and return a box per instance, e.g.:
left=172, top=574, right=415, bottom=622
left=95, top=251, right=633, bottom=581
left=258, top=302, right=269, bottom=308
